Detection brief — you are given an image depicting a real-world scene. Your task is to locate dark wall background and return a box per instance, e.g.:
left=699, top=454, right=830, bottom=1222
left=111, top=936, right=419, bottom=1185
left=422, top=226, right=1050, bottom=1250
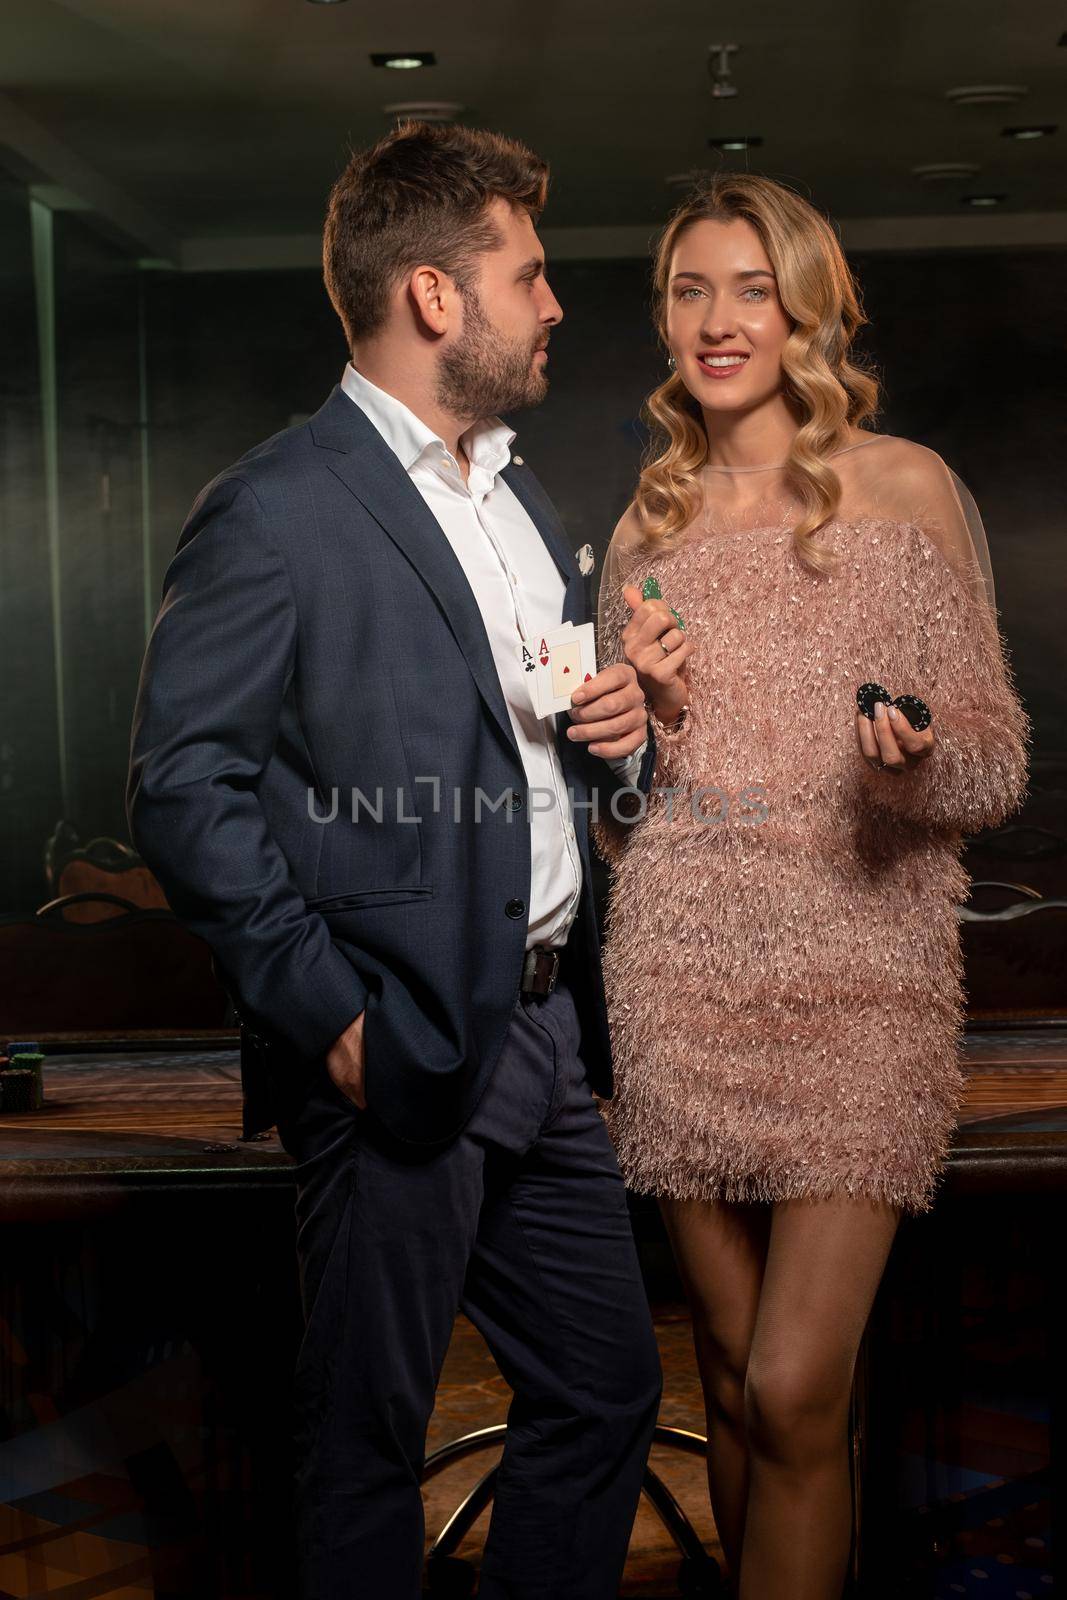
left=0, top=175, right=53, bottom=912
left=2, top=242, right=1064, bottom=912
left=54, top=215, right=146, bottom=844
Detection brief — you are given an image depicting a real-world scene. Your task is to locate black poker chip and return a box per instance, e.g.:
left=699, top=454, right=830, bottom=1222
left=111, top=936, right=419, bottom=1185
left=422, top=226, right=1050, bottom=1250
left=856, top=682, right=892, bottom=719
left=892, top=694, right=932, bottom=732
left=856, top=681, right=932, bottom=730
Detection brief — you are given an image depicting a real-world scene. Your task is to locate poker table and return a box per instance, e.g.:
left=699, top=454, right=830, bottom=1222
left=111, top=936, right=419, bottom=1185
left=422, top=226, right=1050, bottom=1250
left=0, top=1038, right=288, bottom=1214
left=0, top=1025, right=1062, bottom=1597
left=2, top=1023, right=1064, bottom=1201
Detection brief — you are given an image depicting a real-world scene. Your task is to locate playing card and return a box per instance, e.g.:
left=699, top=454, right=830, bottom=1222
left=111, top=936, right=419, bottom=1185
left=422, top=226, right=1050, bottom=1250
left=518, top=637, right=538, bottom=682
left=530, top=622, right=597, bottom=717
left=521, top=627, right=563, bottom=716
left=518, top=631, right=550, bottom=716
left=550, top=639, right=583, bottom=699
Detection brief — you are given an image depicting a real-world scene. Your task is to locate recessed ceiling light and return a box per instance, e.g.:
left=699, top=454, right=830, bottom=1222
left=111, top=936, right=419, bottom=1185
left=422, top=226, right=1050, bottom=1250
left=371, top=51, right=436, bottom=69
left=945, top=84, right=1027, bottom=106
left=962, top=193, right=1006, bottom=207
left=912, top=162, right=981, bottom=182
left=306, top=0, right=348, bottom=5
left=1002, top=124, right=1057, bottom=139
left=708, top=135, right=763, bottom=152
left=384, top=101, right=464, bottom=123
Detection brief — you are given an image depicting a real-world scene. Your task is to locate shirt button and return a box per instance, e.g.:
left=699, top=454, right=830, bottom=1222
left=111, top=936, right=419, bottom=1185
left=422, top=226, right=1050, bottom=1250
left=505, top=898, right=526, bottom=919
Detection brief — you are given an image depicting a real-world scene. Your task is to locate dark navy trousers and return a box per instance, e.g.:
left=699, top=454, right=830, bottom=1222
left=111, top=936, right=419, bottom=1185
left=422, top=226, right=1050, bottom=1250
left=276, top=978, right=663, bottom=1599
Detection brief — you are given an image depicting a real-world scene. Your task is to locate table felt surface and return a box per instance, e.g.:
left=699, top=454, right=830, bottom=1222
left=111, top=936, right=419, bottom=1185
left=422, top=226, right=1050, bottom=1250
left=1, top=1030, right=1064, bottom=1182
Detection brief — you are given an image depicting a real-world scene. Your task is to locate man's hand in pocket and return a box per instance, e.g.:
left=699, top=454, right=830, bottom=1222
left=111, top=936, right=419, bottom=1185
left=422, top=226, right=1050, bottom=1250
left=326, top=1011, right=367, bottom=1109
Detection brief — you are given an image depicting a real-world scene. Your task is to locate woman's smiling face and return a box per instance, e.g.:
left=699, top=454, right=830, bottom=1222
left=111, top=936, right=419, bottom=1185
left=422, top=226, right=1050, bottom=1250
left=665, top=216, right=792, bottom=416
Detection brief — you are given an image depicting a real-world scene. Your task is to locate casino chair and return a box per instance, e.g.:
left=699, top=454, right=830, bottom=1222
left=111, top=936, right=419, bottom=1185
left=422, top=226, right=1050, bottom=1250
left=44, top=819, right=169, bottom=923
left=960, top=881, right=1067, bottom=1020
left=0, top=894, right=230, bottom=1033
left=963, top=759, right=1067, bottom=903
left=420, top=1374, right=867, bottom=1597
left=965, top=823, right=1067, bottom=902
left=421, top=1421, right=726, bottom=1597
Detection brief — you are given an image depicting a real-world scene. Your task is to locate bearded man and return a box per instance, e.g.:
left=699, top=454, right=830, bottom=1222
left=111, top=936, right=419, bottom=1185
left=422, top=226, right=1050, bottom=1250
left=127, top=121, right=661, bottom=1600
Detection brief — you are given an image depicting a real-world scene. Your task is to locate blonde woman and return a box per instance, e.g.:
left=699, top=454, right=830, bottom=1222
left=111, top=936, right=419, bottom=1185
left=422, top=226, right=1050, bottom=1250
left=590, top=174, right=1030, bottom=1599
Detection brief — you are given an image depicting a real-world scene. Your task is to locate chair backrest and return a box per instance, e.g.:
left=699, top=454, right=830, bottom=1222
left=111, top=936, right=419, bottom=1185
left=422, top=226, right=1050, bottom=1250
left=56, top=860, right=169, bottom=918
left=0, top=896, right=230, bottom=1032
left=966, top=823, right=1067, bottom=902
left=965, top=757, right=1067, bottom=902
left=961, top=884, right=1067, bottom=1020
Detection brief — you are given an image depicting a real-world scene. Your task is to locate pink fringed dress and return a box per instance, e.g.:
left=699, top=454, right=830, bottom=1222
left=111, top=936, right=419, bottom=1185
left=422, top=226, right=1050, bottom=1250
left=593, top=435, right=1030, bottom=1215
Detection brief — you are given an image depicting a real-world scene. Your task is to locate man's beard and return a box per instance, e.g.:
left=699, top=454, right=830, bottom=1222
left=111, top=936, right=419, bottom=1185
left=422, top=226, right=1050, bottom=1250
left=435, top=286, right=548, bottom=421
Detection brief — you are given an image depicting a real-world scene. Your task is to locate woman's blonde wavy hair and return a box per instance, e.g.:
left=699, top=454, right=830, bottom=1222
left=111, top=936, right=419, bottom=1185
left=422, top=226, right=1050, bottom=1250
left=636, top=172, right=881, bottom=577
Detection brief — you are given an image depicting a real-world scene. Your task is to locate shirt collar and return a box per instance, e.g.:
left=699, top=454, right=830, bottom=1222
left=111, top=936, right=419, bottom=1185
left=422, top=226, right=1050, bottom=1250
left=340, top=362, right=516, bottom=483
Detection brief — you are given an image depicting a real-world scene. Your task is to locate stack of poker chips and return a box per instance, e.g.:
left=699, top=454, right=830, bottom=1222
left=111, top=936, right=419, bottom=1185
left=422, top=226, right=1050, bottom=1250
left=1, top=1041, right=45, bottom=1112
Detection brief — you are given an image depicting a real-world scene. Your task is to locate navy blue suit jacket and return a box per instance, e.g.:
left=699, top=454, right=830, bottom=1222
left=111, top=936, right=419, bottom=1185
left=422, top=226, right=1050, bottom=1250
left=127, top=385, right=656, bottom=1143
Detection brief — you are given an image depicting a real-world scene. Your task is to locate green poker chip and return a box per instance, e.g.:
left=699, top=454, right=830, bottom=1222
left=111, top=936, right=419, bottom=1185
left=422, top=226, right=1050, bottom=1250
left=642, top=573, right=685, bottom=630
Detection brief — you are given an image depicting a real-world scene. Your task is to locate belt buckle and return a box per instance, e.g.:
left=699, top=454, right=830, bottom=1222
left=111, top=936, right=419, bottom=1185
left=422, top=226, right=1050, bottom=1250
left=521, top=947, right=560, bottom=996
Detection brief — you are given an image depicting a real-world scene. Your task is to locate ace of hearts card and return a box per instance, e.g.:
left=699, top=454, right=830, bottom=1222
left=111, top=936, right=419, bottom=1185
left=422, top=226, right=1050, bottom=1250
left=519, top=622, right=597, bottom=717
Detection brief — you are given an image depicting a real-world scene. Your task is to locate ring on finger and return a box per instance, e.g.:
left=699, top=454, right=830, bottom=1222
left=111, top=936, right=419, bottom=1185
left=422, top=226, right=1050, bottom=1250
left=660, top=637, right=672, bottom=654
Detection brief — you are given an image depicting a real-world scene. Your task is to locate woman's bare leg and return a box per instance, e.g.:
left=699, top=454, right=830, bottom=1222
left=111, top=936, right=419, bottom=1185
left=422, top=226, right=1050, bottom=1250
left=738, top=1196, right=901, bottom=1600
left=658, top=1197, right=771, bottom=1588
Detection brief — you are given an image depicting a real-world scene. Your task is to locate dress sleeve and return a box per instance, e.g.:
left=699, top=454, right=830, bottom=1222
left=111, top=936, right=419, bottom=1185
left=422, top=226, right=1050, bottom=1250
left=591, top=507, right=698, bottom=868
left=857, top=448, right=1031, bottom=835
left=595, top=505, right=643, bottom=670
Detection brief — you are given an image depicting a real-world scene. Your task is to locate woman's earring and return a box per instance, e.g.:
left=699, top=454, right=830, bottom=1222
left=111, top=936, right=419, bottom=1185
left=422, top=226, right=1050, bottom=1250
left=667, top=354, right=677, bottom=370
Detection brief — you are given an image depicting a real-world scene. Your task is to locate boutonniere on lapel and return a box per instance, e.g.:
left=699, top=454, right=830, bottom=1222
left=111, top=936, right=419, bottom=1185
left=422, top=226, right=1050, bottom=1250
left=575, top=544, right=596, bottom=627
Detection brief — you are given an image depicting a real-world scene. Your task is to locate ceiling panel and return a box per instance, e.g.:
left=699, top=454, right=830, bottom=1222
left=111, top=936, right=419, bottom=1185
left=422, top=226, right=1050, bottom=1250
left=1, top=0, right=1063, bottom=239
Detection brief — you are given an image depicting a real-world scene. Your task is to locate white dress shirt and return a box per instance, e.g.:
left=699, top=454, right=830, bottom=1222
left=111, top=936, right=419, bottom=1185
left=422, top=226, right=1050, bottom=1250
left=340, top=363, right=646, bottom=950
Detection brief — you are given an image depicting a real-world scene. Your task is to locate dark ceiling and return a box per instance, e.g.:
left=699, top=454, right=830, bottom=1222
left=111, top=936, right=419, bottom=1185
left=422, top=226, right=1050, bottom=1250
left=1, top=0, right=1064, bottom=253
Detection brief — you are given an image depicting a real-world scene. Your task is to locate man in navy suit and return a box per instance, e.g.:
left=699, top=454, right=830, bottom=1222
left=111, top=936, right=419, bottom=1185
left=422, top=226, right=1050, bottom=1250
left=127, top=121, right=663, bottom=1599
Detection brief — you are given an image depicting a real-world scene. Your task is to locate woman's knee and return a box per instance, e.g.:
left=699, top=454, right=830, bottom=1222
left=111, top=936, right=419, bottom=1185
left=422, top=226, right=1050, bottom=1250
left=743, top=1357, right=853, bottom=1465
left=692, top=1320, right=750, bottom=1427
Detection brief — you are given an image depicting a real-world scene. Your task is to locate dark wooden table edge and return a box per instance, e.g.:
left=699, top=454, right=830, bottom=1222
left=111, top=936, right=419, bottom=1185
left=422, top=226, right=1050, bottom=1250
left=15, top=1031, right=241, bottom=1053
left=1, top=1133, right=1063, bottom=1221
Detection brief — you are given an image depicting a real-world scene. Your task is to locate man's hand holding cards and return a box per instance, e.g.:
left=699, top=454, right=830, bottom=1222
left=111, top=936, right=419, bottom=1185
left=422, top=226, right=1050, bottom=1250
left=518, top=624, right=648, bottom=759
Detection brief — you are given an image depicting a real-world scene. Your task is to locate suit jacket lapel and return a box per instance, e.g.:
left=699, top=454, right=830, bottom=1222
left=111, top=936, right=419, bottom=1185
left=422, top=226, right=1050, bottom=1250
left=310, top=386, right=595, bottom=785
left=498, top=462, right=592, bottom=779
left=310, top=387, right=520, bottom=761
left=498, top=461, right=585, bottom=627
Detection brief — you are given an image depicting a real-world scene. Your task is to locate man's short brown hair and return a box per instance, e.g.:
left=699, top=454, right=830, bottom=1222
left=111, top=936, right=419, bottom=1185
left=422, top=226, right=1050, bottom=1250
left=323, top=121, right=549, bottom=347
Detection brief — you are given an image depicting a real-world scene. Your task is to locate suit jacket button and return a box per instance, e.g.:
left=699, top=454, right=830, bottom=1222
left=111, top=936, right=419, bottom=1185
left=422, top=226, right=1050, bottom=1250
left=508, top=792, right=524, bottom=811
left=505, top=899, right=526, bottom=919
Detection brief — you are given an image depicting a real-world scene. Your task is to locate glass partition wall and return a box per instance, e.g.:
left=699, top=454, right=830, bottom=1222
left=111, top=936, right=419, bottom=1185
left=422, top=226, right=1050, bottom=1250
left=0, top=174, right=228, bottom=1041
left=3, top=180, right=150, bottom=903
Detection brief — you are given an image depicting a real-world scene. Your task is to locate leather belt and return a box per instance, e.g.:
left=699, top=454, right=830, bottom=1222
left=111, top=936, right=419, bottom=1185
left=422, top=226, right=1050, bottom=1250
left=520, top=945, right=561, bottom=996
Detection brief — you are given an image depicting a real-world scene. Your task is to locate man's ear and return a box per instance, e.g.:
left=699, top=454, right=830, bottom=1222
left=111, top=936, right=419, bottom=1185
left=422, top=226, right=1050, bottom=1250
left=406, top=264, right=455, bottom=337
